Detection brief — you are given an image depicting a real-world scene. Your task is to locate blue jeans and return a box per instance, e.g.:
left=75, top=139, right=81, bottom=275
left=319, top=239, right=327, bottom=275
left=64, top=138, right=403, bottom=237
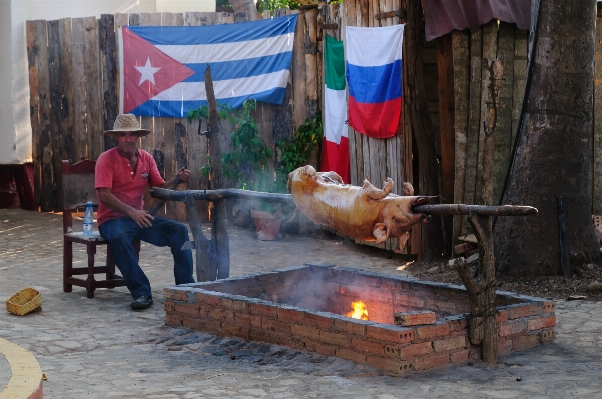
left=99, top=216, right=195, bottom=299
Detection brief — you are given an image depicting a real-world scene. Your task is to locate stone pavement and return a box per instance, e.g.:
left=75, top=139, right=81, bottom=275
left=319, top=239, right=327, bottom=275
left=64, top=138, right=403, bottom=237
left=0, top=208, right=601, bottom=398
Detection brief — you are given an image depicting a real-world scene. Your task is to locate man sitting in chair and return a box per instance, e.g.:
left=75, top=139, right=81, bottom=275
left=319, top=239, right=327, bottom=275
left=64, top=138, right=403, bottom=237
left=96, top=113, right=195, bottom=310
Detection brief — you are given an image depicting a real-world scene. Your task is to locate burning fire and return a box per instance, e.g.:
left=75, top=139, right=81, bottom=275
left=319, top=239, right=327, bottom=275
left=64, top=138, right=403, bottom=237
left=346, top=301, right=369, bottom=320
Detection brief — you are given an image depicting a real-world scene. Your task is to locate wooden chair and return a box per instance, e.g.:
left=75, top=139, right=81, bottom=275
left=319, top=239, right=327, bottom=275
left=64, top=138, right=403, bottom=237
left=62, top=159, right=138, bottom=298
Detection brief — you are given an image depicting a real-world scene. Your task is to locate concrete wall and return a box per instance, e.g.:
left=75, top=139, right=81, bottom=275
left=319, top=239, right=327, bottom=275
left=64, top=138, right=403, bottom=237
left=0, top=0, right=215, bottom=164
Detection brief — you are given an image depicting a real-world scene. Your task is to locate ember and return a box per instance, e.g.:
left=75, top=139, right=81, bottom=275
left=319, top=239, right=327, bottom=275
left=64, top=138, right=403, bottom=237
left=346, top=300, right=369, bottom=320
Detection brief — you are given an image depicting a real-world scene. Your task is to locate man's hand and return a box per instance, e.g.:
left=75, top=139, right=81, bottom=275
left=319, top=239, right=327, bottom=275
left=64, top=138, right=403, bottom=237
left=177, top=167, right=190, bottom=182
left=128, top=209, right=154, bottom=228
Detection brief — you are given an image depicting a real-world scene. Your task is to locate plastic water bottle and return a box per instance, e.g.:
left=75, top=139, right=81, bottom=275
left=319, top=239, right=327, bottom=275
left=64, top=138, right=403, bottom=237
left=83, top=202, right=94, bottom=236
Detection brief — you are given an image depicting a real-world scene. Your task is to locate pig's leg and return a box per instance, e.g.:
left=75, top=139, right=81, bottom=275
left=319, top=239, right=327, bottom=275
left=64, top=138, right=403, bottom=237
left=401, top=182, right=414, bottom=196
left=394, top=231, right=410, bottom=253
left=362, top=178, right=394, bottom=200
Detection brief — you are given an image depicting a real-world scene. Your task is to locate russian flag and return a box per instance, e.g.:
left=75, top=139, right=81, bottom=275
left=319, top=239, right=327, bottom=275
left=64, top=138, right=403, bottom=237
left=346, top=25, right=404, bottom=138
left=118, top=15, right=298, bottom=117
left=321, top=35, right=350, bottom=183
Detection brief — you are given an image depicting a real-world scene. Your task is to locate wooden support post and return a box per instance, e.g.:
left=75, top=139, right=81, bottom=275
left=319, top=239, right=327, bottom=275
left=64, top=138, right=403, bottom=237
left=185, top=195, right=216, bottom=281
left=450, top=53, right=505, bottom=365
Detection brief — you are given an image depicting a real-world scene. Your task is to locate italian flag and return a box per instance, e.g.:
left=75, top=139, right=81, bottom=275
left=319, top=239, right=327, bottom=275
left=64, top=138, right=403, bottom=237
left=321, top=35, right=350, bottom=183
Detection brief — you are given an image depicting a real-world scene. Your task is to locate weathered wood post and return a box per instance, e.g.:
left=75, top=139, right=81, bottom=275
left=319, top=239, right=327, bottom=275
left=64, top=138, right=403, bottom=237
left=204, top=66, right=230, bottom=279
left=451, top=52, right=505, bottom=364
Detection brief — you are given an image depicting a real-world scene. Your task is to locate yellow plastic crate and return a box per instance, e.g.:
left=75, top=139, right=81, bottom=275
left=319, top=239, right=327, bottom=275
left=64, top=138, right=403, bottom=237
left=6, top=288, right=42, bottom=316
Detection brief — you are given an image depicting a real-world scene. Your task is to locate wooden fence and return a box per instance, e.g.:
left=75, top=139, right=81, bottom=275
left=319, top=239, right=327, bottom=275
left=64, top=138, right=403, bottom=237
left=26, top=8, right=319, bottom=222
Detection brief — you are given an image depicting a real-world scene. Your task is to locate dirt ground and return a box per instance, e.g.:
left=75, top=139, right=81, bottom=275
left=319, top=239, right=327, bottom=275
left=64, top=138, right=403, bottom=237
left=404, top=256, right=602, bottom=302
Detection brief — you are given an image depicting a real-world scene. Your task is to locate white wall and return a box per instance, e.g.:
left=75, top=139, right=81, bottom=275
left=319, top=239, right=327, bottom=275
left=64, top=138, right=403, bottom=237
left=0, top=0, right=215, bottom=164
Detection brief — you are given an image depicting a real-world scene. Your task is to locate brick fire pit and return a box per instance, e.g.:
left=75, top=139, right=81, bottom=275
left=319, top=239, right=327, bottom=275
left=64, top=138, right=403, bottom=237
left=164, top=263, right=556, bottom=374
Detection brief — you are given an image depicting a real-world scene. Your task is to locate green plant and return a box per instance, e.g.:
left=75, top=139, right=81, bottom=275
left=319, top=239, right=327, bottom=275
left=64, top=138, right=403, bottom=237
left=187, top=100, right=272, bottom=191
left=271, top=112, right=323, bottom=192
left=256, top=0, right=301, bottom=15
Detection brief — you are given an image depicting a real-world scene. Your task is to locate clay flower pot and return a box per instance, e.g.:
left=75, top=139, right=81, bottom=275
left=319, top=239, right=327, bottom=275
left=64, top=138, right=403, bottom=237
left=250, top=209, right=282, bottom=241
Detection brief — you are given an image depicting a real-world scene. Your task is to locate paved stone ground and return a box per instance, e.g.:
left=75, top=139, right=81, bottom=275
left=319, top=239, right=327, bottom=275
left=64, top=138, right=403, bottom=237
left=1, top=208, right=602, bottom=398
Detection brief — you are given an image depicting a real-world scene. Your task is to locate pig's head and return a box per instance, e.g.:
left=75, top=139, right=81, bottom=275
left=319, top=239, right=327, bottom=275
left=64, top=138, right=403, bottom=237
left=373, top=196, right=430, bottom=244
left=288, top=165, right=318, bottom=193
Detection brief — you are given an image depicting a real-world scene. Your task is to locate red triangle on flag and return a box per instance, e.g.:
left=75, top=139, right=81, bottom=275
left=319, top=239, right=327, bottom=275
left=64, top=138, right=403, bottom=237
left=122, top=28, right=194, bottom=113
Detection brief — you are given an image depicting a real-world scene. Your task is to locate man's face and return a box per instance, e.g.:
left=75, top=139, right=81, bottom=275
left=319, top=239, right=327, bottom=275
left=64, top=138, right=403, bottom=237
left=116, top=131, right=139, bottom=154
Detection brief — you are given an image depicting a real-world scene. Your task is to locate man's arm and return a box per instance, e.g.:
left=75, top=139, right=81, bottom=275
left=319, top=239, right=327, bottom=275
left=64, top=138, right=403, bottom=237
left=97, top=188, right=154, bottom=228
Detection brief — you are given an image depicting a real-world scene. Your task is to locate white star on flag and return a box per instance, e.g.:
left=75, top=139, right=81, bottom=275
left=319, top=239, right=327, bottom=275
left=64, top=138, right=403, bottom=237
left=135, top=57, right=161, bottom=86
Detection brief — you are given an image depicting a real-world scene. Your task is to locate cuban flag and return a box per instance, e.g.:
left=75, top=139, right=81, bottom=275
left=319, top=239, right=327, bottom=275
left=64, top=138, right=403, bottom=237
left=346, top=24, right=404, bottom=138
left=321, top=35, right=350, bottom=183
left=118, top=15, right=298, bottom=117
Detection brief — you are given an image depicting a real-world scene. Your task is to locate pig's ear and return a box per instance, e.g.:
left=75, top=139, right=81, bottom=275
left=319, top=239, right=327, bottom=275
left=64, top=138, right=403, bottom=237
left=373, top=223, right=389, bottom=244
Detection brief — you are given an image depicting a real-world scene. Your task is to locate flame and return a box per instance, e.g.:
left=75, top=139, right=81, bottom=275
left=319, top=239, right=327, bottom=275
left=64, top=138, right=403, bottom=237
left=346, top=301, right=369, bottom=320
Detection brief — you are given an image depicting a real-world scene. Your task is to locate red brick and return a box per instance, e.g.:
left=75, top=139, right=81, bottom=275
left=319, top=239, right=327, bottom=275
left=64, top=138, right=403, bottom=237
left=414, top=353, right=450, bottom=370
left=433, top=335, right=466, bottom=352
left=399, top=341, right=433, bottom=358
left=304, top=312, right=334, bottom=329
left=221, top=322, right=250, bottom=339
left=196, top=293, right=221, bottom=306
left=499, top=321, right=525, bottom=337
left=164, top=301, right=175, bottom=312
left=528, top=315, right=556, bottom=331
left=394, top=311, right=437, bottom=326
left=508, top=304, right=539, bottom=319
left=541, top=301, right=555, bottom=314
left=320, top=331, right=350, bottom=347
left=249, top=328, right=301, bottom=348
left=496, top=310, right=509, bottom=324
left=366, top=356, right=414, bottom=374
left=333, top=318, right=371, bottom=336
left=366, top=325, right=414, bottom=344
left=174, top=302, right=200, bottom=317
left=184, top=317, right=220, bottom=334
left=384, top=344, right=400, bottom=358
left=261, top=318, right=292, bottom=335
left=351, top=338, right=385, bottom=356
left=414, top=323, right=450, bottom=340
left=450, top=349, right=470, bottom=364
left=234, top=313, right=261, bottom=327
left=513, top=334, right=539, bottom=351
left=425, top=298, right=457, bottom=314
left=165, top=313, right=183, bottom=326
left=314, top=342, right=337, bottom=357
left=249, top=302, right=278, bottom=318
left=221, top=297, right=249, bottom=313
left=277, top=307, right=305, bottom=324
left=164, top=289, right=187, bottom=301
left=291, top=324, right=321, bottom=341
left=498, top=338, right=513, bottom=356
left=450, top=318, right=469, bottom=332
left=393, top=293, right=425, bottom=308
left=336, top=348, right=367, bottom=364
left=208, top=308, right=234, bottom=323
left=540, top=329, right=556, bottom=343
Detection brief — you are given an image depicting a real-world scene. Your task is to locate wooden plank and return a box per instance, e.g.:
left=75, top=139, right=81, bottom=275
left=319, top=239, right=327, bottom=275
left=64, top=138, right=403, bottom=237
left=305, top=10, right=318, bottom=121
left=71, top=19, right=88, bottom=161
left=58, top=18, right=75, bottom=165
left=462, top=28, right=483, bottom=234
left=492, top=22, right=516, bottom=203
left=292, top=10, right=308, bottom=136
left=451, top=30, right=470, bottom=245
left=595, top=12, right=602, bottom=214
left=436, top=32, right=455, bottom=254
left=28, top=20, right=54, bottom=211
left=100, top=14, right=119, bottom=156
left=476, top=20, right=497, bottom=205
left=82, top=16, right=103, bottom=160
left=114, top=13, right=128, bottom=121
left=47, top=20, right=64, bottom=210
left=511, top=29, right=529, bottom=142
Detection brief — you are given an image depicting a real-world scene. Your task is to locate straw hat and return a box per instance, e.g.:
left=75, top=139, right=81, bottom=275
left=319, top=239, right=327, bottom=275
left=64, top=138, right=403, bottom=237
left=104, top=114, right=150, bottom=137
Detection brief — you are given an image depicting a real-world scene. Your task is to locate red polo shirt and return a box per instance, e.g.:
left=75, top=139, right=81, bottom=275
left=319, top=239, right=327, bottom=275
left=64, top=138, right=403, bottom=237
left=95, top=148, right=165, bottom=226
